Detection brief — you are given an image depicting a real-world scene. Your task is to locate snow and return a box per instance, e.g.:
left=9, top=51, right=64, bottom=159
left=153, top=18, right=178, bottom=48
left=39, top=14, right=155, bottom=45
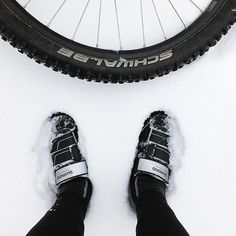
left=0, top=25, right=236, bottom=235
left=167, top=113, right=186, bottom=196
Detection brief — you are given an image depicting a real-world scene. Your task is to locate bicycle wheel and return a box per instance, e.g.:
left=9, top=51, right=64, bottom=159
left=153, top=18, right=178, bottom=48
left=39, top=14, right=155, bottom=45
left=0, top=0, right=235, bottom=83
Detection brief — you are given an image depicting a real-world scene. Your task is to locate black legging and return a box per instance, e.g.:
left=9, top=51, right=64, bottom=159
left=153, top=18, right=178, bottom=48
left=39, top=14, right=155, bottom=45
left=136, top=191, right=189, bottom=236
left=27, top=191, right=189, bottom=236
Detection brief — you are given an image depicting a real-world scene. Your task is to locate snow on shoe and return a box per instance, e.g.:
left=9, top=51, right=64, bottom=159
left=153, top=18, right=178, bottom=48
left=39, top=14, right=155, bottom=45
left=130, top=111, right=172, bottom=202
left=49, top=113, right=88, bottom=186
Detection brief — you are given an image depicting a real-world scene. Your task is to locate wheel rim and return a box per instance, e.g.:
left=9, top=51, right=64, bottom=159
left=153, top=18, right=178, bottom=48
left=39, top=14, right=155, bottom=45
left=16, top=0, right=213, bottom=50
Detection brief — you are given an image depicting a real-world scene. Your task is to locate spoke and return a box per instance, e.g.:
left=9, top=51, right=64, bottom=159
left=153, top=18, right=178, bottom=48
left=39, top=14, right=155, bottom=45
left=114, top=0, right=122, bottom=50
left=168, top=0, right=186, bottom=29
left=72, top=0, right=91, bottom=40
left=139, top=0, right=146, bottom=47
left=17, top=0, right=212, bottom=50
left=96, top=0, right=102, bottom=48
left=47, top=0, right=68, bottom=27
left=24, top=0, right=32, bottom=8
left=152, top=0, right=167, bottom=40
left=188, top=0, right=203, bottom=13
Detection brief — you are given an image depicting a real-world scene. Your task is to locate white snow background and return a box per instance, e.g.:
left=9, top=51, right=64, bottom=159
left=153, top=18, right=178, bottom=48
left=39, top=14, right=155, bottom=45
left=0, top=25, right=236, bottom=236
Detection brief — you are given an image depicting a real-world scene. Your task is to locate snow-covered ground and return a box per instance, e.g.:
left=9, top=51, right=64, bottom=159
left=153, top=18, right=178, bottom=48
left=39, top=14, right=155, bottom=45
left=0, top=25, right=236, bottom=236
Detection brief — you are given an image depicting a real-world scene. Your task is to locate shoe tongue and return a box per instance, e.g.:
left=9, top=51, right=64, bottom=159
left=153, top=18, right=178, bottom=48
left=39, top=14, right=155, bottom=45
left=142, top=143, right=156, bottom=158
left=139, top=143, right=170, bottom=165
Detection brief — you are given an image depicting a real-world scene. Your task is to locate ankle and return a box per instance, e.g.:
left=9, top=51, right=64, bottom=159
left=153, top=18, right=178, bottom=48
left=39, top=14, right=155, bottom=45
left=58, top=177, right=93, bottom=207
left=134, top=174, right=166, bottom=200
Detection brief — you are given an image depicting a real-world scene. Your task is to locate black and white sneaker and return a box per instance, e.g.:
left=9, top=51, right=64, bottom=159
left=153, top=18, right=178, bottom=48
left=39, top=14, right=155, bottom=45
left=130, top=111, right=171, bottom=203
left=49, top=112, right=92, bottom=205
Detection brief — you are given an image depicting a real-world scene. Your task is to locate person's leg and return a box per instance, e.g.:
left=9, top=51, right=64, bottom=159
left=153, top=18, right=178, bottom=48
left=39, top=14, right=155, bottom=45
left=27, top=180, right=91, bottom=236
left=135, top=176, right=188, bottom=236
left=27, top=190, right=87, bottom=236
left=27, top=113, right=92, bottom=236
left=130, top=111, right=189, bottom=236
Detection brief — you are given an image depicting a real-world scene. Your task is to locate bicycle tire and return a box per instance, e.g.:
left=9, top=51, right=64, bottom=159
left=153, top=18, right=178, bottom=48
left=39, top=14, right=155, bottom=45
left=0, top=0, right=236, bottom=83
